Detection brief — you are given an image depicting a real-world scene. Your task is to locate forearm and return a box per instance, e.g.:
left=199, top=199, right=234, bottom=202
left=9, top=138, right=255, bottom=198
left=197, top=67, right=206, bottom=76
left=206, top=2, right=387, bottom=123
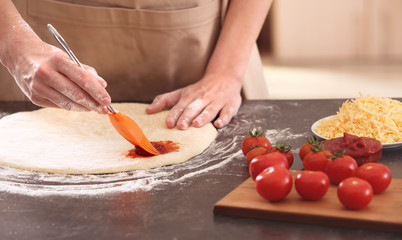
left=205, top=0, right=272, bottom=84
left=0, top=0, right=40, bottom=69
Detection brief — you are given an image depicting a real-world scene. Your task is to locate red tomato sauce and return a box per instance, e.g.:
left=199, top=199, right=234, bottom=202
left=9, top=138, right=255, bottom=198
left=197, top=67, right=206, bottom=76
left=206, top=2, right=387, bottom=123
left=127, top=141, right=179, bottom=158
left=322, top=133, right=382, bottom=165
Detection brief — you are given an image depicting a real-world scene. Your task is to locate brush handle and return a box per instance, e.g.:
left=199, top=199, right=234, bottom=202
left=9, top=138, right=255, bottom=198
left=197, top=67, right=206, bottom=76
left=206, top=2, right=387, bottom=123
left=47, top=24, right=114, bottom=113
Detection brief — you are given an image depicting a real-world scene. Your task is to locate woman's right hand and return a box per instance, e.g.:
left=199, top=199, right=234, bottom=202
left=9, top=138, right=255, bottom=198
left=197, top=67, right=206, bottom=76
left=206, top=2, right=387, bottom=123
left=0, top=2, right=111, bottom=113
left=9, top=40, right=111, bottom=114
left=20, top=43, right=110, bottom=113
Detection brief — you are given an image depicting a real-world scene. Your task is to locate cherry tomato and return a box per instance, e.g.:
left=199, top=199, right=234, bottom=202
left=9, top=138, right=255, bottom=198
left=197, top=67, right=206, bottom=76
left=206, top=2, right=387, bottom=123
left=241, top=129, right=271, bottom=156
left=326, top=152, right=358, bottom=185
left=357, top=163, right=392, bottom=194
left=295, top=171, right=329, bottom=201
left=249, top=152, right=289, bottom=180
left=245, top=147, right=269, bottom=164
left=270, top=143, right=294, bottom=168
left=299, top=136, right=319, bottom=161
left=255, top=165, right=293, bottom=201
left=303, top=144, right=332, bottom=172
left=337, top=177, right=373, bottom=210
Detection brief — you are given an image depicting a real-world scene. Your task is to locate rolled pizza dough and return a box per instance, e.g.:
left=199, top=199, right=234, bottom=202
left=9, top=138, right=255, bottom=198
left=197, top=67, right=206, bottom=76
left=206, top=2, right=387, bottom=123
left=0, top=103, right=217, bottom=174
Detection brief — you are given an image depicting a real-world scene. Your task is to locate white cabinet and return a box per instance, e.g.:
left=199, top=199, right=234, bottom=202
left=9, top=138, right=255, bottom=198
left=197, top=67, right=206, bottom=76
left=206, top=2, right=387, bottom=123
left=365, top=0, right=402, bottom=60
left=266, top=0, right=402, bottom=61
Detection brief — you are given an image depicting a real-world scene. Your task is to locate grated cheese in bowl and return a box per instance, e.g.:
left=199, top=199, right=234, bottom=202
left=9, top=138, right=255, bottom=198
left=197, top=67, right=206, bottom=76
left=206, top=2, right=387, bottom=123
left=314, top=94, right=402, bottom=144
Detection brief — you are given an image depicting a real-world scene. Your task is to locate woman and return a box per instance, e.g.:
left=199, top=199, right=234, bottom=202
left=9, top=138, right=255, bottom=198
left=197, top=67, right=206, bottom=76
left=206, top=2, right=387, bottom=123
left=0, top=0, right=271, bottom=129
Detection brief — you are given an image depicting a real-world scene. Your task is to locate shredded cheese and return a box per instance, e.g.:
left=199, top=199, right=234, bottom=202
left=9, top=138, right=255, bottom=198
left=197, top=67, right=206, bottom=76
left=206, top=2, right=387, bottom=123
left=315, top=94, right=402, bottom=143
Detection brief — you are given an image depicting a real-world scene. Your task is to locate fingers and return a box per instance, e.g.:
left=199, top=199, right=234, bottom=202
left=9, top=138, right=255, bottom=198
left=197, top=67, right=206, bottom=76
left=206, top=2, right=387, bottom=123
left=147, top=90, right=200, bottom=129
left=168, top=98, right=239, bottom=130
left=146, top=90, right=181, bottom=114
left=12, top=42, right=110, bottom=114
left=55, top=57, right=111, bottom=108
left=192, top=102, right=223, bottom=127
left=28, top=79, right=90, bottom=112
left=83, top=65, right=108, bottom=88
left=47, top=71, right=106, bottom=113
left=213, top=102, right=241, bottom=128
left=30, top=55, right=109, bottom=114
left=30, top=95, right=61, bottom=109
left=47, top=87, right=91, bottom=112
left=170, top=99, right=239, bottom=130
left=147, top=86, right=241, bottom=130
left=175, top=99, right=211, bottom=130
left=178, top=99, right=240, bottom=130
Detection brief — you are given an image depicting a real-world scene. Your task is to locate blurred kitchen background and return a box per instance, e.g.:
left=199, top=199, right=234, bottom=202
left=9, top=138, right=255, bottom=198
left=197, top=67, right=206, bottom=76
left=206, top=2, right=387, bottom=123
left=257, top=0, right=402, bottom=99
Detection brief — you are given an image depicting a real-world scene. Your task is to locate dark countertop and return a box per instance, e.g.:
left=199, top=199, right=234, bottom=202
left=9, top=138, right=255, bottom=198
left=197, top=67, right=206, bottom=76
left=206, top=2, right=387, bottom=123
left=0, top=100, right=401, bottom=240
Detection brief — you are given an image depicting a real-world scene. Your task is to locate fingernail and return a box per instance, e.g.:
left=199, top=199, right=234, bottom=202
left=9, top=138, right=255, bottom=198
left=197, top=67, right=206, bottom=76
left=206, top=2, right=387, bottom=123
left=179, top=120, right=188, bottom=129
left=193, top=118, right=201, bottom=127
left=166, top=117, right=175, bottom=128
left=215, top=119, right=222, bottom=128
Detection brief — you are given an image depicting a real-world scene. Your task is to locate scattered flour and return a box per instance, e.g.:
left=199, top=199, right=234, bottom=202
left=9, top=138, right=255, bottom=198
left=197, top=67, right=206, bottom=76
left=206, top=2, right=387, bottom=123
left=0, top=105, right=306, bottom=197
left=265, top=128, right=305, bottom=143
left=0, top=134, right=242, bottom=197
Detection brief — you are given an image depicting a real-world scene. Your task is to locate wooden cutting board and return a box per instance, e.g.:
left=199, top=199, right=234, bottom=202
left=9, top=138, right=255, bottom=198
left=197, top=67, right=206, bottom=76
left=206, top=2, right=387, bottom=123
left=214, top=170, right=402, bottom=233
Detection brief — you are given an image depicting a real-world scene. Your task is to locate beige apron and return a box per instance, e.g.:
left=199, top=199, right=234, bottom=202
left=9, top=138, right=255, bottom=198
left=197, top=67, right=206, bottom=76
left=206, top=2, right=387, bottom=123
left=1, top=0, right=268, bottom=102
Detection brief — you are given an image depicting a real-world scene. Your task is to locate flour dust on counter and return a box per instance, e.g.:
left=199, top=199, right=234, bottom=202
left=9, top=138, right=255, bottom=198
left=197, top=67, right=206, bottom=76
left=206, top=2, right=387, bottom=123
left=0, top=121, right=243, bottom=197
left=233, top=102, right=308, bottom=160
left=0, top=103, right=217, bottom=174
left=265, top=128, right=304, bottom=143
left=0, top=102, right=307, bottom=197
left=0, top=136, right=241, bottom=196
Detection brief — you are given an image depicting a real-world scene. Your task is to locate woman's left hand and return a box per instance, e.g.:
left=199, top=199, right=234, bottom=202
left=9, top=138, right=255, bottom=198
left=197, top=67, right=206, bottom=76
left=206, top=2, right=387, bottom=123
left=146, top=73, right=242, bottom=130
left=146, top=0, right=272, bottom=130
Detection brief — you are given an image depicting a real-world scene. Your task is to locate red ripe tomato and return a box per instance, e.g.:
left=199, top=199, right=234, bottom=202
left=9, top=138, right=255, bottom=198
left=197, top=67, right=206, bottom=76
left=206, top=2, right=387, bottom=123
left=241, top=129, right=272, bottom=156
left=299, top=144, right=312, bottom=161
left=255, top=165, right=293, bottom=201
left=270, top=144, right=294, bottom=168
left=337, top=177, right=373, bottom=210
left=326, top=152, right=358, bottom=185
left=303, top=145, right=332, bottom=172
left=245, top=147, right=269, bottom=164
left=295, top=171, right=329, bottom=201
left=299, top=136, right=319, bottom=161
left=357, top=163, right=392, bottom=194
left=249, top=152, right=289, bottom=181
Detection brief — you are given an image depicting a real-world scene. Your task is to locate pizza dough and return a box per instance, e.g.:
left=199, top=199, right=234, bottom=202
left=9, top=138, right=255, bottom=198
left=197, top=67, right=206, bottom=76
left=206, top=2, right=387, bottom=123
left=0, top=103, right=217, bottom=174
